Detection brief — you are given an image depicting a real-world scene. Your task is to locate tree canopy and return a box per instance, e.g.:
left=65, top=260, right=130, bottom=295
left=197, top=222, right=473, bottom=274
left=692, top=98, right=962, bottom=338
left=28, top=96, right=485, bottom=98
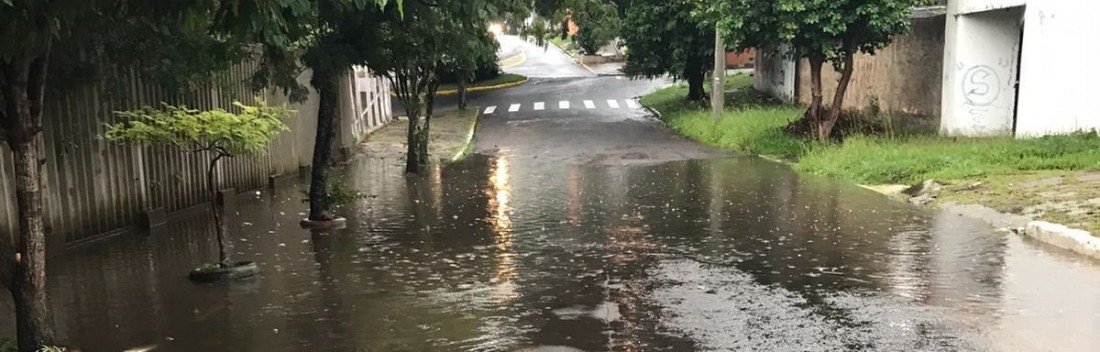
left=722, top=0, right=914, bottom=139
left=564, top=0, right=621, bottom=55
left=106, top=101, right=291, bottom=156
left=621, top=0, right=714, bottom=101
left=362, top=0, right=513, bottom=173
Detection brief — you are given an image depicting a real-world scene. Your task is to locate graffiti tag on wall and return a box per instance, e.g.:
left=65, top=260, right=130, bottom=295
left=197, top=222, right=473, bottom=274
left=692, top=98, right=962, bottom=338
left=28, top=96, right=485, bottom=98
left=962, top=65, right=1000, bottom=106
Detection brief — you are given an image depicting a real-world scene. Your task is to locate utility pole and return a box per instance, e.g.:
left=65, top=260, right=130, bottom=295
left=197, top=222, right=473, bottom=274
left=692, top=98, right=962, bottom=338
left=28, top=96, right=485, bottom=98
left=711, top=25, right=726, bottom=119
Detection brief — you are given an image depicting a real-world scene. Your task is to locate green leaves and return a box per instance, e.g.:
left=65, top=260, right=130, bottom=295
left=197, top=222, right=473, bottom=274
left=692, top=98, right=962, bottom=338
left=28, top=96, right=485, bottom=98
left=106, top=101, right=292, bottom=156
left=725, top=0, right=914, bottom=59
left=622, top=0, right=713, bottom=80
left=566, top=0, right=621, bottom=55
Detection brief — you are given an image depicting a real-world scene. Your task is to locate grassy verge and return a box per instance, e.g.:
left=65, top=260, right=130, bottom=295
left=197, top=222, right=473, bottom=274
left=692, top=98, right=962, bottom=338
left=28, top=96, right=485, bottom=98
left=644, top=73, right=1100, bottom=232
left=360, top=107, right=480, bottom=165
left=798, top=133, right=1100, bottom=185
left=438, top=73, right=527, bottom=94
left=642, top=73, right=809, bottom=159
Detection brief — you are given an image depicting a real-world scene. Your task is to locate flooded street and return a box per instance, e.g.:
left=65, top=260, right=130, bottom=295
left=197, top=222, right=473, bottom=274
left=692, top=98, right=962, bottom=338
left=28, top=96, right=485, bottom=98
left=9, top=151, right=1100, bottom=351
left=3, top=38, right=1099, bottom=351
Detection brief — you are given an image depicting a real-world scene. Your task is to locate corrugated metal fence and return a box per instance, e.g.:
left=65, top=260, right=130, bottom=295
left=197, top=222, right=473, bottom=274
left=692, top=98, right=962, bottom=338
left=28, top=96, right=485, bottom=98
left=0, top=62, right=392, bottom=246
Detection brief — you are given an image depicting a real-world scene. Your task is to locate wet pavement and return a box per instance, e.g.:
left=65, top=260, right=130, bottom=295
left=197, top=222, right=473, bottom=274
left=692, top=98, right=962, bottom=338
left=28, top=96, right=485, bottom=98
left=4, top=35, right=1100, bottom=352
left=14, top=152, right=1100, bottom=351
left=497, top=35, right=593, bottom=79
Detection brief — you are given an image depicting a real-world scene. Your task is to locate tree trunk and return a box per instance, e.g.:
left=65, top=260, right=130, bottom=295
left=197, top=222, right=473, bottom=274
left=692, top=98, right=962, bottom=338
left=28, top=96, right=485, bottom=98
left=2, top=54, right=57, bottom=352
left=685, top=60, right=706, bottom=102
left=308, top=73, right=340, bottom=221
left=457, top=80, right=468, bottom=110
left=206, top=154, right=229, bottom=264
left=422, top=86, right=435, bottom=163
left=820, top=51, right=855, bottom=141
left=805, top=55, right=826, bottom=140
left=711, top=25, right=726, bottom=118
left=11, top=141, right=55, bottom=352
left=404, top=94, right=429, bottom=174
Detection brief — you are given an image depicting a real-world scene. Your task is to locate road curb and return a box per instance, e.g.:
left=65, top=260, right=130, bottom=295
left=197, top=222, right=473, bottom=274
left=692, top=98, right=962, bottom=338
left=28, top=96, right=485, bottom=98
left=497, top=51, right=526, bottom=68
left=1023, top=221, right=1100, bottom=260
left=434, top=77, right=529, bottom=97
left=641, top=104, right=663, bottom=120
left=578, top=60, right=626, bottom=77
left=450, top=108, right=480, bottom=163
left=873, top=192, right=1100, bottom=262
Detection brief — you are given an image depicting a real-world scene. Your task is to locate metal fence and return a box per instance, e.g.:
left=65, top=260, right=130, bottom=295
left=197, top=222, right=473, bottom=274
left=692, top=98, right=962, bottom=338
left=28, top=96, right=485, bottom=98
left=0, top=62, right=392, bottom=246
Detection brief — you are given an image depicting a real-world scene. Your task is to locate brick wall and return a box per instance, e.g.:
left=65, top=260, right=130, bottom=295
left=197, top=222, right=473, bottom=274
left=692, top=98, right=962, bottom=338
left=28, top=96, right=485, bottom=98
left=726, top=49, right=756, bottom=69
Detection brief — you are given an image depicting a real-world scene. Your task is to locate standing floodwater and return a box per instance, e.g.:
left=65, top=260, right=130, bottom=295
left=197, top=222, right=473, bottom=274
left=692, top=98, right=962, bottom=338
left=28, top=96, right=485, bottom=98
left=5, top=154, right=1100, bottom=351
left=4, top=42, right=1100, bottom=351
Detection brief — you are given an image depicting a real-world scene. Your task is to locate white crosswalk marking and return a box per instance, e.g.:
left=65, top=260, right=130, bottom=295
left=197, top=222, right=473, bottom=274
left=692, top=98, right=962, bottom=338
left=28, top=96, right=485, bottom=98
left=559, top=100, right=570, bottom=109
left=533, top=102, right=545, bottom=111
left=483, top=106, right=496, bottom=114
left=607, top=99, right=620, bottom=109
left=584, top=100, right=595, bottom=109
left=509, top=104, right=521, bottom=112
left=626, top=99, right=640, bottom=109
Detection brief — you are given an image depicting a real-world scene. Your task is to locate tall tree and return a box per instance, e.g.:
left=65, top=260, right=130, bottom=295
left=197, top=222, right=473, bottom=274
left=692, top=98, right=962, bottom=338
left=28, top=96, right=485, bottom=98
left=297, top=1, right=391, bottom=223
left=366, top=0, right=504, bottom=174
left=621, top=0, right=714, bottom=101
left=0, top=1, right=257, bottom=349
left=724, top=0, right=912, bottom=140
left=211, top=0, right=395, bottom=225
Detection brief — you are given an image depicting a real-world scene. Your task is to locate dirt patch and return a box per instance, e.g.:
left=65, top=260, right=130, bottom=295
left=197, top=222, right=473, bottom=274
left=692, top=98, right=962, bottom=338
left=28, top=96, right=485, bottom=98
left=360, top=107, right=480, bottom=164
left=939, top=171, right=1100, bottom=234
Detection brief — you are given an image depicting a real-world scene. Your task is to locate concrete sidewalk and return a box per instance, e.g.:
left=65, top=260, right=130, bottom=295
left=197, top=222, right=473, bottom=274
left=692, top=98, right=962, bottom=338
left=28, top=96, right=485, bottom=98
left=582, top=61, right=625, bottom=76
left=360, top=107, right=480, bottom=164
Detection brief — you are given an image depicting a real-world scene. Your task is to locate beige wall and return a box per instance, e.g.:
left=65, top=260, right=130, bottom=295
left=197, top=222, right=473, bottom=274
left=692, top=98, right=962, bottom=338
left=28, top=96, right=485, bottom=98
left=797, top=15, right=946, bottom=120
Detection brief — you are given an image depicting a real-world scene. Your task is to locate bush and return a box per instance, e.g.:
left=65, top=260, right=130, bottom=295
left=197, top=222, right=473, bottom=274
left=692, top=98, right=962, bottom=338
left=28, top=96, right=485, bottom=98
left=570, top=0, right=621, bottom=55
left=437, top=57, right=500, bottom=84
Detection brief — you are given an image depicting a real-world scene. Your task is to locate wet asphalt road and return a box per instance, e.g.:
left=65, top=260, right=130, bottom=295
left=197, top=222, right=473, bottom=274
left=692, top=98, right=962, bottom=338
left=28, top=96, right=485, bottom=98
left=5, top=35, right=1100, bottom=352
left=496, top=35, right=593, bottom=79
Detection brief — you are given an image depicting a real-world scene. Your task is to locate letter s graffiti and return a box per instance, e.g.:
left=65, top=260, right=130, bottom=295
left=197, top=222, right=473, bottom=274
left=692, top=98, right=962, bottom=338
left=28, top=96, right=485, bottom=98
left=962, top=65, right=1000, bottom=106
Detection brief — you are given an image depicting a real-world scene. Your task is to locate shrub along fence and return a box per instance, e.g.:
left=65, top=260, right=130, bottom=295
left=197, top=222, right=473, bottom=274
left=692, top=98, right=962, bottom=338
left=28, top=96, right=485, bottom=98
left=0, top=62, right=391, bottom=247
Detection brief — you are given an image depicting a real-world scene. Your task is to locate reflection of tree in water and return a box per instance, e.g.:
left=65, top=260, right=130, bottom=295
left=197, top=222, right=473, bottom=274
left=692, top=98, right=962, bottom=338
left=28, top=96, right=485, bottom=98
left=294, top=229, right=356, bottom=351
left=328, top=156, right=532, bottom=350
left=19, top=153, right=1019, bottom=350
left=46, top=206, right=271, bottom=351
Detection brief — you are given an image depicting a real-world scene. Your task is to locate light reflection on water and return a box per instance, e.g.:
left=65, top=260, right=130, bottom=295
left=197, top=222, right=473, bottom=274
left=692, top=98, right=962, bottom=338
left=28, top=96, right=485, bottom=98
left=488, top=155, right=518, bottom=305
left=1, top=156, right=1099, bottom=351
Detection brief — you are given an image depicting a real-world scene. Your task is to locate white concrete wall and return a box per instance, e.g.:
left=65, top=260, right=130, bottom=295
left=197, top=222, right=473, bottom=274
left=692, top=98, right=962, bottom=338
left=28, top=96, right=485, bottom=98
left=753, top=47, right=797, bottom=102
left=956, top=0, right=1025, bottom=14
left=1014, top=0, right=1100, bottom=136
left=943, top=0, right=1100, bottom=137
left=941, top=5, right=1023, bottom=136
